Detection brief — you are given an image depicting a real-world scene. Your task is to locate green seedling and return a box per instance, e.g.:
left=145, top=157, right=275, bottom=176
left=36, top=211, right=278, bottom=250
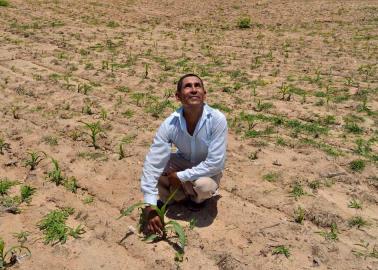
left=38, top=208, right=84, bottom=245
left=119, top=189, right=186, bottom=261
left=0, top=138, right=10, bottom=154
left=20, top=185, right=36, bottom=203
left=144, top=63, right=149, bottom=78
left=0, top=195, right=21, bottom=214
left=42, top=135, right=58, bottom=146
left=348, top=216, right=368, bottom=228
left=308, top=180, right=321, bottom=190
left=63, top=177, right=78, bottom=193
left=272, top=245, right=290, bottom=258
left=0, top=0, right=9, bottom=7
left=81, top=121, right=102, bottom=149
left=278, top=82, right=291, bottom=101
left=352, top=242, right=378, bottom=259
left=118, top=143, right=125, bottom=160
left=348, top=198, right=362, bottom=209
left=13, top=231, right=30, bottom=245
left=254, top=99, right=273, bottom=112
left=262, top=172, right=279, bottom=182
left=189, top=218, right=197, bottom=230
left=349, top=159, right=366, bottom=172
left=24, top=151, right=46, bottom=170
left=100, top=108, right=107, bottom=120
left=294, top=206, right=305, bottom=224
left=237, top=17, right=251, bottom=29
left=289, top=183, right=306, bottom=200
left=316, top=223, right=339, bottom=241
left=0, top=179, right=17, bottom=196
left=0, top=238, right=30, bottom=269
left=69, top=225, right=86, bottom=239
left=83, top=196, right=94, bottom=204
left=46, top=159, right=64, bottom=186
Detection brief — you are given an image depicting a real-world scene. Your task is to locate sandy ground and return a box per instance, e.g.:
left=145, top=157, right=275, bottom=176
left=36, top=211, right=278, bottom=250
left=0, top=0, right=377, bottom=269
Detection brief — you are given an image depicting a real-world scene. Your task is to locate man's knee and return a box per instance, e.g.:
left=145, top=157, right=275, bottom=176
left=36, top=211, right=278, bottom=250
left=193, top=177, right=218, bottom=195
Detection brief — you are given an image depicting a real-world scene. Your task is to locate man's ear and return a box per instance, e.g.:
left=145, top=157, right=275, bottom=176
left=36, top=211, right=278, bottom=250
left=175, top=91, right=181, bottom=101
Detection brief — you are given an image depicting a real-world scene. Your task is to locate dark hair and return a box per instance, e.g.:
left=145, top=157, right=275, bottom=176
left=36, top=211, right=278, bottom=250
left=176, top=74, right=204, bottom=93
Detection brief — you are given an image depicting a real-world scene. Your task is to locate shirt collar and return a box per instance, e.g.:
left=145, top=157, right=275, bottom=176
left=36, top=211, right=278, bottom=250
left=174, top=103, right=212, bottom=135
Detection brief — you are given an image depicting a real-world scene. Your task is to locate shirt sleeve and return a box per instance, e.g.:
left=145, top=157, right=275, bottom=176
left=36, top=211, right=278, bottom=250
left=140, top=120, right=172, bottom=205
left=176, top=114, right=227, bottom=182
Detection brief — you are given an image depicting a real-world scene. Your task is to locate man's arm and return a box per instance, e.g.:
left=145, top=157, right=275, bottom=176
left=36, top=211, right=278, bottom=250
left=177, top=114, right=227, bottom=182
left=140, top=121, right=172, bottom=206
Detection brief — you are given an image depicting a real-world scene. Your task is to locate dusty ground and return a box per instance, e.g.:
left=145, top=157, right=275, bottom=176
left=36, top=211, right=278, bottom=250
left=0, top=0, right=377, bottom=269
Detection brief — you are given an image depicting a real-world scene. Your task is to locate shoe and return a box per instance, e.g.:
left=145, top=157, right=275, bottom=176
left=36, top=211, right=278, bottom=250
left=183, top=199, right=206, bottom=212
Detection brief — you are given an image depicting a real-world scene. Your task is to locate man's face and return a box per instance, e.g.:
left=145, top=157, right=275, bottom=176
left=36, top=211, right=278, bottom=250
left=176, top=76, right=206, bottom=107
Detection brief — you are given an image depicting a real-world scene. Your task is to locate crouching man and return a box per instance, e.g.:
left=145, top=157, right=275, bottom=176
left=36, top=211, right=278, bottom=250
left=140, top=74, right=228, bottom=234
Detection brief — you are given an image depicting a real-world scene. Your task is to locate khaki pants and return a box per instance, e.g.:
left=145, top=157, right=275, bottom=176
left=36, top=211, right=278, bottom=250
left=158, top=154, right=221, bottom=204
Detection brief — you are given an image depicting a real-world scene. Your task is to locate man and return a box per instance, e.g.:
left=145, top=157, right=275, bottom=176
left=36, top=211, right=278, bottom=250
left=140, top=74, right=228, bottom=234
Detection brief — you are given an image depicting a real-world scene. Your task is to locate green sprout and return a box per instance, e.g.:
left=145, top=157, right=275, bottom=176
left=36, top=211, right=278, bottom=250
left=348, top=216, right=368, bottom=229
left=46, top=159, right=64, bottom=186
left=20, top=185, right=36, bottom=203
left=349, top=159, right=366, bottom=172
left=272, top=245, right=290, bottom=258
left=38, top=208, right=85, bottom=245
left=348, top=198, right=362, bottom=209
left=24, top=151, right=46, bottom=170
left=81, top=121, right=102, bottom=149
left=289, top=182, right=306, bottom=200
left=294, top=206, right=305, bottom=224
left=316, top=223, right=339, bottom=241
left=0, top=138, right=10, bottom=155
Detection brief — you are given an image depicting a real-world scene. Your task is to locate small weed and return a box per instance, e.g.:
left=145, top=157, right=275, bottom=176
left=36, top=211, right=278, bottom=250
left=352, top=242, right=378, bottom=259
left=20, top=185, right=36, bottom=203
left=316, top=223, right=339, bottom=241
left=262, top=172, right=279, bottom=182
left=349, top=159, right=366, bottom=172
left=290, top=182, right=306, bottom=200
left=189, top=218, right=197, bottom=230
left=272, top=245, right=290, bottom=258
left=83, top=196, right=94, bottom=204
left=38, top=208, right=84, bottom=245
left=69, top=225, right=86, bottom=239
left=308, top=180, right=321, bottom=190
left=13, top=231, right=30, bottom=245
left=0, top=179, right=17, bottom=196
left=24, top=151, right=46, bottom=170
left=100, top=108, right=107, bottom=120
left=348, top=198, right=362, bottom=209
left=42, top=135, right=58, bottom=146
left=63, top=177, right=78, bottom=193
left=294, top=206, right=305, bottom=224
left=348, top=216, right=368, bottom=228
left=344, top=122, right=363, bottom=134
left=0, top=195, right=21, bottom=214
left=0, top=138, right=10, bottom=154
left=276, top=137, right=287, bottom=146
left=0, top=0, right=9, bottom=7
left=237, top=17, right=251, bottom=29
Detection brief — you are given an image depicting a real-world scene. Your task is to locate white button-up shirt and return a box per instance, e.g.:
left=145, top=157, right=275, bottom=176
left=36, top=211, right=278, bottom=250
left=141, top=104, right=228, bottom=205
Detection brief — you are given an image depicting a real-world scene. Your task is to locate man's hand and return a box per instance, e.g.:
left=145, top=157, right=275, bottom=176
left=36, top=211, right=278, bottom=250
left=145, top=206, right=163, bottom=234
left=167, top=172, right=181, bottom=189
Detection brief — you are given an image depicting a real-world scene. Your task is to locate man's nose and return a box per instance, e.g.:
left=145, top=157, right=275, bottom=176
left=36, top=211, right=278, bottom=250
left=190, top=86, right=197, bottom=92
